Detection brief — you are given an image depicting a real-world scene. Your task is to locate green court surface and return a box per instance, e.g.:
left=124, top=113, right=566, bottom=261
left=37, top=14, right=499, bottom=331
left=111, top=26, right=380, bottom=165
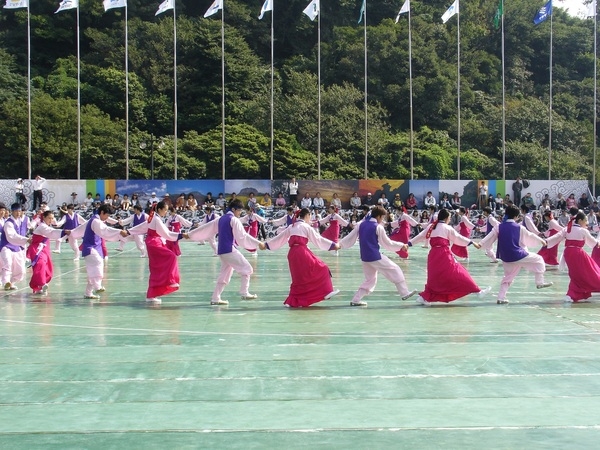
left=1, top=241, right=600, bottom=449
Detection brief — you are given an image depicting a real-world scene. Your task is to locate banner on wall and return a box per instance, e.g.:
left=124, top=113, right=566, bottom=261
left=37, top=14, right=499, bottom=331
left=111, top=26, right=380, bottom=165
left=0, top=179, right=591, bottom=211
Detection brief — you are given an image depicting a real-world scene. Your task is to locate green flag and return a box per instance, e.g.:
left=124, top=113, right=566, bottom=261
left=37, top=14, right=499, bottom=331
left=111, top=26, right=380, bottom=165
left=493, top=0, right=503, bottom=29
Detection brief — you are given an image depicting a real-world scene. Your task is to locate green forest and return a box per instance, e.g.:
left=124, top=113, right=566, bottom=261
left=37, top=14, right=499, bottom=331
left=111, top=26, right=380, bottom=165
left=0, top=0, right=597, bottom=181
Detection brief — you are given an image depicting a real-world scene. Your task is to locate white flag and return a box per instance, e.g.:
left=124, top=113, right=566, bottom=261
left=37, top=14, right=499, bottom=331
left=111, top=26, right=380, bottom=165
left=3, top=0, right=28, bottom=9
left=55, top=0, right=78, bottom=13
left=155, top=0, right=174, bottom=16
left=395, top=0, right=409, bottom=23
left=588, top=0, right=596, bottom=17
left=103, top=0, right=126, bottom=11
left=303, top=0, right=319, bottom=21
left=203, top=0, right=222, bottom=18
left=441, top=0, right=459, bottom=23
left=258, top=0, right=272, bottom=19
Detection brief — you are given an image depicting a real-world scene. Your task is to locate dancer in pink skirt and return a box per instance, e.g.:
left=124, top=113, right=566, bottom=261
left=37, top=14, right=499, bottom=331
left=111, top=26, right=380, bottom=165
left=266, top=208, right=339, bottom=307
left=547, top=211, right=600, bottom=303
left=390, top=207, right=418, bottom=259
left=126, top=201, right=189, bottom=304
left=451, top=207, right=475, bottom=261
left=410, top=209, right=490, bottom=306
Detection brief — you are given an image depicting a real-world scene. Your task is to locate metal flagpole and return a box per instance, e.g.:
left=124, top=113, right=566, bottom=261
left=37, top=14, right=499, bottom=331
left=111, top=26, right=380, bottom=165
left=548, top=9, right=553, bottom=180
left=408, top=2, right=414, bottom=180
left=27, top=5, right=31, bottom=179
left=173, top=4, right=178, bottom=179
left=594, top=3, right=597, bottom=197
left=363, top=0, right=368, bottom=179
left=77, top=5, right=81, bottom=179
left=221, top=5, right=226, bottom=180
left=269, top=2, right=274, bottom=180
left=501, top=1, right=506, bottom=180
left=457, top=3, right=461, bottom=180
left=125, top=3, right=130, bottom=180
left=317, top=7, right=321, bottom=180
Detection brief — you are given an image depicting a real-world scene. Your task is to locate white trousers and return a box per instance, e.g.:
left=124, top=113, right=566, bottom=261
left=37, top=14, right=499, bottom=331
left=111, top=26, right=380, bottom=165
left=353, top=255, right=410, bottom=303
left=212, top=248, right=254, bottom=301
left=498, top=253, right=546, bottom=300
left=55, top=236, right=80, bottom=257
left=0, top=248, right=26, bottom=285
left=84, top=249, right=105, bottom=296
left=118, top=235, right=147, bottom=256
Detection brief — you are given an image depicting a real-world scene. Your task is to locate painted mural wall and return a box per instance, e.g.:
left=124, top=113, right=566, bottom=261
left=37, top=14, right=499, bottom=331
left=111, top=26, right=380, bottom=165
left=0, top=179, right=591, bottom=211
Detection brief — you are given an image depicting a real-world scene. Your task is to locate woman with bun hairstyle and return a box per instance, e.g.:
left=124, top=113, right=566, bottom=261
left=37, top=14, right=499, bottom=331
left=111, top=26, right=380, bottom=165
left=409, top=209, right=489, bottom=306
left=265, top=208, right=339, bottom=308
left=125, top=201, right=189, bottom=303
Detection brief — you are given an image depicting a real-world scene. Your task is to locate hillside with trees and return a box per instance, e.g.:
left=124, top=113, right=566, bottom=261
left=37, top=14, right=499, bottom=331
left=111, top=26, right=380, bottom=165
left=0, top=0, right=596, bottom=181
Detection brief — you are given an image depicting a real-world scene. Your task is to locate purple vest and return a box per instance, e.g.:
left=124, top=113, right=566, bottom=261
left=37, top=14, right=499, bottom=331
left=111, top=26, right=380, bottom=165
left=133, top=213, right=146, bottom=226
left=286, top=215, right=293, bottom=226
left=358, top=220, right=382, bottom=262
left=486, top=220, right=493, bottom=234
left=497, top=221, right=528, bottom=262
left=205, top=212, right=215, bottom=223
left=217, top=212, right=235, bottom=255
left=0, top=216, right=28, bottom=252
left=64, top=213, right=79, bottom=230
left=82, top=215, right=104, bottom=258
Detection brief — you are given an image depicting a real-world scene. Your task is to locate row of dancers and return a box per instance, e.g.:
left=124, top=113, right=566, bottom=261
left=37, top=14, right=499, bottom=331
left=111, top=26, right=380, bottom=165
left=1, top=199, right=599, bottom=306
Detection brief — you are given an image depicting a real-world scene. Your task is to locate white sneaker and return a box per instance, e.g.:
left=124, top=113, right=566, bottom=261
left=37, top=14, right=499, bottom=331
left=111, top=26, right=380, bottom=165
left=73, top=257, right=80, bottom=261
left=563, top=296, right=574, bottom=303
left=401, top=290, right=418, bottom=301
left=325, top=289, right=340, bottom=299
left=146, top=297, right=162, bottom=304
left=497, top=298, right=509, bottom=304
left=115, top=248, right=124, bottom=252
left=536, top=282, right=554, bottom=289
left=415, top=296, right=431, bottom=307
left=478, top=286, right=492, bottom=297
left=241, top=293, right=258, bottom=300
left=52, top=250, right=61, bottom=254
left=211, top=299, right=229, bottom=305
left=350, top=300, right=368, bottom=307
left=41, top=284, right=49, bottom=294
left=84, top=294, right=100, bottom=300
left=94, top=287, right=106, bottom=293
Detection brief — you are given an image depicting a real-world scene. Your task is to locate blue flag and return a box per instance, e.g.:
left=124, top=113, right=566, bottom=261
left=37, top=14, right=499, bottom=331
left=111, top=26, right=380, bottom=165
left=533, top=0, right=552, bottom=24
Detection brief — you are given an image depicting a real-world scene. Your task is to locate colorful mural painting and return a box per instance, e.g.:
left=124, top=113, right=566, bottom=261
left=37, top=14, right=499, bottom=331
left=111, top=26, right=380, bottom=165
left=0, top=179, right=592, bottom=212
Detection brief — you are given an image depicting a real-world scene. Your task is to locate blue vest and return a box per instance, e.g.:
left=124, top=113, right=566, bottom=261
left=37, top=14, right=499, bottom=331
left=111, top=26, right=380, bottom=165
left=217, top=213, right=235, bottom=255
left=64, top=213, right=79, bottom=230
left=133, top=213, right=146, bottom=226
left=0, top=216, right=28, bottom=252
left=497, top=221, right=528, bottom=263
left=82, top=215, right=104, bottom=258
left=358, top=219, right=382, bottom=263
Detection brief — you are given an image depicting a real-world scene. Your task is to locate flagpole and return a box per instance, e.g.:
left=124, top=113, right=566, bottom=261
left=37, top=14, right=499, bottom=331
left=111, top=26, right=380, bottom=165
left=363, top=0, right=368, bottom=179
left=317, top=7, right=321, bottom=180
left=501, top=1, right=506, bottom=180
left=173, top=4, right=178, bottom=180
left=77, top=5, right=81, bottom=180
left=457, top=4, right=461, bottom=180
left=221, top=5, right=226, bottom=180
left=548, top=8, right=553, bottom=180
left=593, top=4, right=597, bottom=197
left=27, top=5, right=31, bottom=180
left=269, top=2, right=274, bottom=180
left=408, top=2, right=414, bottom=180
left=125, top=4, right=130, bottom=180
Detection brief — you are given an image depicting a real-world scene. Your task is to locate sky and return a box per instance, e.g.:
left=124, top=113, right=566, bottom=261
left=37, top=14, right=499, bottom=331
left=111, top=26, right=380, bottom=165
left=557, top=0, right=593, bottom=17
